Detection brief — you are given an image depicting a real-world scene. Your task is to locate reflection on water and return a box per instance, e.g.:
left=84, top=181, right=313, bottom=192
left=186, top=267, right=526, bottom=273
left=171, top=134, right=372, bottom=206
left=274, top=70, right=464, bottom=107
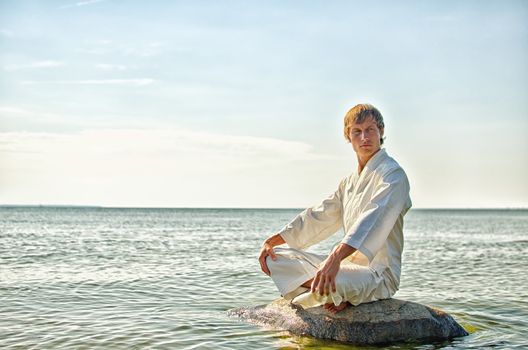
left=1, top=208, right=527, bottom=349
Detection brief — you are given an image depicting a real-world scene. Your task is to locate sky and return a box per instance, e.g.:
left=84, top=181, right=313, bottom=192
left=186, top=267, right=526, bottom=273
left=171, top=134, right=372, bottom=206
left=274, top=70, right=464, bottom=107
left=1, top=0, right=527, bottom=208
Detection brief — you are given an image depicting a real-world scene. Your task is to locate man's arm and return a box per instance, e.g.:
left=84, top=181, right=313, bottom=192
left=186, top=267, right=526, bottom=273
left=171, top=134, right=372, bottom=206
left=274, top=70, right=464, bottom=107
left=258, top=178, right=346, bottom=276
left=311, top=243, right=356, bottom=295
left=258, top=233, right=286, bottom=276
left=279, top=180, right=345, bottom=250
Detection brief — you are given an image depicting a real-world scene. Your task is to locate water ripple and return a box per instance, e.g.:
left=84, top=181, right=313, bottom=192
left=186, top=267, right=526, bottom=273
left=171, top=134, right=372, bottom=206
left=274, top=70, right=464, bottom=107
left=1, top=208, right=527, bottom=349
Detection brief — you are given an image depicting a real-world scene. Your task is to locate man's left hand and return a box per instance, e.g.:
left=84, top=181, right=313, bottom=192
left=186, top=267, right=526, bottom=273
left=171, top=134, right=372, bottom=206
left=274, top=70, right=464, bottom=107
left=311, top=255, right=340, bottom=295
left=311, top=243, right=356, bottom=296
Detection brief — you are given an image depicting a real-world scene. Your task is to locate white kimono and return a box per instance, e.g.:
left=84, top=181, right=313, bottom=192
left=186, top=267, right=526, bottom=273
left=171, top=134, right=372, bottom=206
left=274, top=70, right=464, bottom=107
left=266, top=148, right=412, bottom=307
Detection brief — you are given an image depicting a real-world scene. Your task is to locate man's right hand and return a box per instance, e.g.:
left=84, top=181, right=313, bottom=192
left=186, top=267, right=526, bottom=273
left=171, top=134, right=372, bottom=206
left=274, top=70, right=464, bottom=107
left=258, top=233, right=285, bottom=276
left=258, top=242, right=277, bottom=276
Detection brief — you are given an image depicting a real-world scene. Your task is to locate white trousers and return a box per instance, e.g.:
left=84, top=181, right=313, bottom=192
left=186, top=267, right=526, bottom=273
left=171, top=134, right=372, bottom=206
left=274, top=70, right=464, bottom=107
left=266, top=247, right=397, bottom=308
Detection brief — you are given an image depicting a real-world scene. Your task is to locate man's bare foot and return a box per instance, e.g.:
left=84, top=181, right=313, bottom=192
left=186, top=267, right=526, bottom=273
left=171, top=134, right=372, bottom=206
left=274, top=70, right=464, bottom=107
left=323, top=301, right=350, bottom=314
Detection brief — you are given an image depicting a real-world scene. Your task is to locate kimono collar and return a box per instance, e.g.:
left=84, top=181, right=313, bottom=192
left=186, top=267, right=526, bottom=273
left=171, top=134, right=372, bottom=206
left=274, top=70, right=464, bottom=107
left=357, top=148, right=387, bottom=176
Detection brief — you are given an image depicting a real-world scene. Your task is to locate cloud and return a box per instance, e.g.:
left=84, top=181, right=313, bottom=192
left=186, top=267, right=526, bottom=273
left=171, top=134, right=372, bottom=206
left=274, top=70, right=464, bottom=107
left=76, top=42, right=166, bottom=57
left=0, top=105, right=89, bottom=132
left=20, top=79, right=155, bottom=86
left=0, top=129, right=325, bottom=163
left=75, top=47, right=109, bottom=55
left=0, top=105, right=75, bottom=126
left=121, top=43, right=166, bottom=57
left=95, top=63, right=131, bottom=71
left=0, top=129, right=342, bottom=207
left=0, top=106, right=29, bottom=114
left=3, top=60, right=64, bottom=71
left=59, top=0, right=107, bottom=9
left=0, top=105, right=168, bottom=131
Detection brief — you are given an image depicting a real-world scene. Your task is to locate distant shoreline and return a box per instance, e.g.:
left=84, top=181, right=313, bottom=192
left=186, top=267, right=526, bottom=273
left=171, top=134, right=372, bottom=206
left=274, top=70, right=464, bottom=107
left=0, top=205, right=526, bottom=211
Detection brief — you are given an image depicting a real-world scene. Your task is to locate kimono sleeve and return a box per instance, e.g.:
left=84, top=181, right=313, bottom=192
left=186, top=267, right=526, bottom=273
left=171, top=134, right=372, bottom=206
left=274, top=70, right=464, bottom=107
left=278, top=179, right=345, bottom=250
left=342, top=168, right=411, bottom=262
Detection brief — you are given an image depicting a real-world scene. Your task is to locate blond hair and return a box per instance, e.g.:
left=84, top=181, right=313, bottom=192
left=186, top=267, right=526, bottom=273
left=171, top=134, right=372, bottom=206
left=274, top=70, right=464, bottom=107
left=343, top=104, right=385, bottom=144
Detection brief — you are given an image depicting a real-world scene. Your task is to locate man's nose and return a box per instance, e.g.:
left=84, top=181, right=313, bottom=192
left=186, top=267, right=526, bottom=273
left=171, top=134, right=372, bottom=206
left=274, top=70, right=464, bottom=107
left=360, top=131, right=369, bottom=140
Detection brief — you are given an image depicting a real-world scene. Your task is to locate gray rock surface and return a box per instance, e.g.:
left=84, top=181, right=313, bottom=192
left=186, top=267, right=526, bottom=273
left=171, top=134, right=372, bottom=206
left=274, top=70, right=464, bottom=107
left=228, top=298, right=468, bottom=345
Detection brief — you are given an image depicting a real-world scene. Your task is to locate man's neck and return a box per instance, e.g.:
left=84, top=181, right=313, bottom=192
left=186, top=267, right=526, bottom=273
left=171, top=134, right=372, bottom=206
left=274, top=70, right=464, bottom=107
left=357, top=148, right=381, bottom=174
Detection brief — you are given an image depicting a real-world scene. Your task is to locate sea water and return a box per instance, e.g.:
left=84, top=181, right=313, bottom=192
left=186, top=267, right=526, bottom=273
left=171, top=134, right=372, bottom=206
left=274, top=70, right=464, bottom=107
left=1, top=207, right=527, bottom=349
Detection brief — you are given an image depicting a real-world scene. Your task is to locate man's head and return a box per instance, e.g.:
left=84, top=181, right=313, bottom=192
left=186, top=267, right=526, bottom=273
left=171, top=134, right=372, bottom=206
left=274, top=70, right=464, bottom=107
left=344, top=104, right=385, bottom=158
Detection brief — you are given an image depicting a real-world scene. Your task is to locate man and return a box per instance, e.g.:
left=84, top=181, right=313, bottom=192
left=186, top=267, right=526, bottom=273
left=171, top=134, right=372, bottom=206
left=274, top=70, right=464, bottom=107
left=258, top=103, right=412, bottom=313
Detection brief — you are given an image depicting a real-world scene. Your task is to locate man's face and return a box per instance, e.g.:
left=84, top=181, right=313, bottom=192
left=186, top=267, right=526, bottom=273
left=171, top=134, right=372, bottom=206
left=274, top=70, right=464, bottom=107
left=348, top=117, right=384, bottom=159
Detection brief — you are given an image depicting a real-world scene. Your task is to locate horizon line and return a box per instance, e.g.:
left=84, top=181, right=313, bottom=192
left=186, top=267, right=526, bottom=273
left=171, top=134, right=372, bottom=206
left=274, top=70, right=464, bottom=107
left=0, top=204, right=526, bottom=210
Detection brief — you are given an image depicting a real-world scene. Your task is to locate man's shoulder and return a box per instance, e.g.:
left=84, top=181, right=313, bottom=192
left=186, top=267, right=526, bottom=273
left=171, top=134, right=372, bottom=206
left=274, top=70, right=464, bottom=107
left=376, top=152, right=405, bottom=176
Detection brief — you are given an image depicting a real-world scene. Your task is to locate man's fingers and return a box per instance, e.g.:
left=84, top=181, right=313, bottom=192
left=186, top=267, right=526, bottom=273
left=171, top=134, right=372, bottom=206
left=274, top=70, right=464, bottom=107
left=326, top=277, right=336, bottom=295
left=312, top=273, right=332, bottom=295
left=319, top=276, right=335, bottom=296
left=310, top=274, right=320, bottom=293
left=320, top=280, right=326, bottom=296
left=258, top=251, right=271, bottom=276
left=324, top=276, right=332, bottom=295
left=258, top=257, right=268, bottom=275
left=258, top=243, right=279, bottom=276
left=318, top=276, right=327, bottom=295
left=261, top=261, right=270, bottom=276
left=317, top=276, right=326, bottom=296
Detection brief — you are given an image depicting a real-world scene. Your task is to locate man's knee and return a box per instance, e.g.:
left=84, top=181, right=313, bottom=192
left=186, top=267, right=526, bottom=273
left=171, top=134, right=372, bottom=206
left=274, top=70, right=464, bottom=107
left=265, top=253, right=291, bottom=275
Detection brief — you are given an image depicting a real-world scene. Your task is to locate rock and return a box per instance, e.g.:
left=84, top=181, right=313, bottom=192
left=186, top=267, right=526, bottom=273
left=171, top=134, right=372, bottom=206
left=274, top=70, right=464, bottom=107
left=228, top=298, right=468, bottom=345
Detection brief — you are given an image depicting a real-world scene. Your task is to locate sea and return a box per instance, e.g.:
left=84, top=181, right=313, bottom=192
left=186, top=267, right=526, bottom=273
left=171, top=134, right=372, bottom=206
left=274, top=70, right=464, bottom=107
left=1, top=207, right=527, bottom=349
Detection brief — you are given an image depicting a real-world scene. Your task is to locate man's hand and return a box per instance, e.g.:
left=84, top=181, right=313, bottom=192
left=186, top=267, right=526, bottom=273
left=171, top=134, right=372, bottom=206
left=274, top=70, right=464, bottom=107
left=311, top=255, right=340, bottom=295
left=311, top=243, right=356, bottom=295
left=258, top=234, right=285, bottom=276
left=258, top=241, right=276, bottom=276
